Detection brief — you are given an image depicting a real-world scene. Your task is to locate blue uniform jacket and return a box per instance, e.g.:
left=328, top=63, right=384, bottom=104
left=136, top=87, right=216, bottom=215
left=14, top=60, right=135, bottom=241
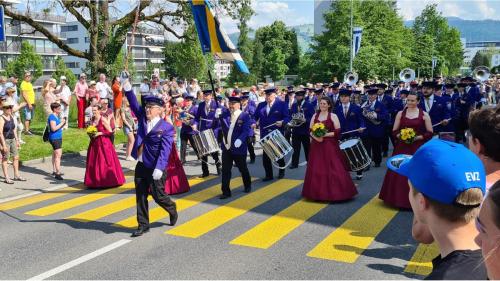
left=418, top=95, right=450, bottom=133
left=255, top=99, right=290, bottom=138
left=218, top=109, right=251, bottom=156
left=195, top=100, right=221, bottom=132
left=290, top=100, right=315, bottom=136
left=180, top=104, right=198, bottom=136
left=363, top=100, right=389, bottom=138
left=124, top=89, right=174, bottom=171
left=335, top=103, right=365, bottom=139
left=377, top=94, right=394, bottom=125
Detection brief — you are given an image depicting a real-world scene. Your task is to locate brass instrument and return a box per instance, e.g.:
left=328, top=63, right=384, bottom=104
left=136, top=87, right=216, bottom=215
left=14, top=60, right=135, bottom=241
left=399, top=68, right=415, bottom=83
left=362, top=102, right=381, bottom=125
left=473, top=66, right=490, bottom=82
left=287, top=112, right=306, bottom=127
left=344, top=71, right=358, bottom=86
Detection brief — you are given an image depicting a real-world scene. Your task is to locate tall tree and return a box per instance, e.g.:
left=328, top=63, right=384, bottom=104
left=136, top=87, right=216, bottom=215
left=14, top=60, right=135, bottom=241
left=5, top=41, right=43, bottom=83
left=471, top=52, right=491, bottom=69
left=412, top=4, right=463, bottom=76
left=2, top=0, right=249, bottom=77
left=52, top=56, right=77, bottom=89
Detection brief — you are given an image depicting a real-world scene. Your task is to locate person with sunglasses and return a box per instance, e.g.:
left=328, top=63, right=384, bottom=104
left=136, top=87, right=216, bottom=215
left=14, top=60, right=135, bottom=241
left=0, top=98, right=26, bottom=184
left=387, top=139, right=487, bottom=280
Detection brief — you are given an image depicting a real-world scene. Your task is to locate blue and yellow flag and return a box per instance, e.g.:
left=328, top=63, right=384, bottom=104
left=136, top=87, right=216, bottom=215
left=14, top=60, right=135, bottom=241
left=190, top=0, right=250, bottom=74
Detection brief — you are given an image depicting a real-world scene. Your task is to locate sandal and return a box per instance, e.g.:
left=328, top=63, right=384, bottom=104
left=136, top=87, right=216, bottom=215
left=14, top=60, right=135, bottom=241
left=13, top=177, right=27, bottom=182
left=4, top=179, right=14, bottom=184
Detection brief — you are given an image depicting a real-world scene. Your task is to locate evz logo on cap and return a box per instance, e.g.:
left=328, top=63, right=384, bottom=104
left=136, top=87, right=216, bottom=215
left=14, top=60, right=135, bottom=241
left=465, top=172, right=480, bottom=181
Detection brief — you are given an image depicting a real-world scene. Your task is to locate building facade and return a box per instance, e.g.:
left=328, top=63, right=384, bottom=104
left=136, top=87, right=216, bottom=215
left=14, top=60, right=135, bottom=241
left=463, top=39, right=500, bottom=66
left=62, top=21, right=165, bottom=82
left=0, top=4, right=67, bottom=87
left=214, top=59, right=231, bottom=81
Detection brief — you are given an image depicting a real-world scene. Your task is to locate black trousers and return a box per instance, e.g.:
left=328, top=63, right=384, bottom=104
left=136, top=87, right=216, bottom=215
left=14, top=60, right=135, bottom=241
left=247, top=136, right=256, bottom=161
left=221, top=150, right=252, bottom=196
left=291, top=133, right=310, bottom=166
left=263, top=152, right=285, bottom=179
left=180, top=134, right=198, bottom=163
left=381, top=126, right=392, bottom=154
left=202, top=152, right=220, bottom=175
left=362, top=136, right=383, bottom=165
left=135, top=161, right=177, bottom=228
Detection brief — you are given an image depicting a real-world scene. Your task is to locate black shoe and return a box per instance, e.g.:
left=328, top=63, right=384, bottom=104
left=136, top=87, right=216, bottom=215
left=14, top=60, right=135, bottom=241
left=262, top=177, right=273, bottom=182
left=169, top=212, right=178, bottom=226
left=278, top=171, right=285, bottom=179
left=54, top=174, right=64, bottom=180
left=244, top=186, right=251, bottom=193
left=249, top=158, right=255, bottom=164
left=219, top=194, right=231, bottom=199
left=52, top=172, right=65, bottom=176
left=289, top=165, right=298, bottom=169
left=374, top=163, right=381, bottom=168
left=200, top=173, right=210, bottom=178
left=131, top=226, right=150, bottom=237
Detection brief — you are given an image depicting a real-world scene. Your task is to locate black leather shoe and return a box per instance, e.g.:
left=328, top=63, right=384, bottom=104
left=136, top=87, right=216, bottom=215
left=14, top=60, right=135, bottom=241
left=278, top=171, right=285, bottom=179
left=201, top=173, right=210, bottom=178
left=244, top=186, right=251, bottom=193
left=289, top=165, right=298, bottom=169
left=170, top=212, right=178, bottom=226
left=219, top=194, right=231, bottom=199
left=262, top=177, right=273, bottom=182
left=131, top=227, right=150, bottom=237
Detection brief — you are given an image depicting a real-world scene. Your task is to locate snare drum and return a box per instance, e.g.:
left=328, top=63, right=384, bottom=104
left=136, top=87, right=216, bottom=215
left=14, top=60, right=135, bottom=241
left=339, top=138, right=371, bottom=171
left=258, top=130, right=293, bottom=162
left=193, top=129, right=220, bottom=158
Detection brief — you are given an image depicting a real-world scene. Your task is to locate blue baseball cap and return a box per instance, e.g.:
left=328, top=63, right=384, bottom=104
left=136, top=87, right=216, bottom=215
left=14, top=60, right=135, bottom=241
left=387, top=139, right=485, bottom=205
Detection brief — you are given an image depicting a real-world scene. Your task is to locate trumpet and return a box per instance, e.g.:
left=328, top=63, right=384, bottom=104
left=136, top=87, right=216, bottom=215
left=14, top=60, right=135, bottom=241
left=399, top=68, right=415, bottom=83
left=344, top=71, right=358, bottom=86
left=287, top=112, right=306, bottom=128
left=473, top=66, right=490, bottom=82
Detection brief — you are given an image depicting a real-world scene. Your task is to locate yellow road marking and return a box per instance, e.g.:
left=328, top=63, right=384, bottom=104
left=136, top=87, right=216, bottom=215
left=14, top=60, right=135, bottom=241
left=114, top=177, right=254, bottom=229
left=66, top=176, right=214, bottom=222
left=166, top=179, right=302, bottom=238
left=230, top=199, right=327, bottom=249
left=0, top=185, right=85, bottom=211
left=307, top=195, right=399, bottom=263
left=25, top=183, right=135, bottom=216
left=404, top=243, right=439, bottom=276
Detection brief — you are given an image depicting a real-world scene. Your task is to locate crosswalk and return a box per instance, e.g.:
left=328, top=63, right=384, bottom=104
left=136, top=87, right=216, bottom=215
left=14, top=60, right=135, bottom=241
left=0, top=176, right=436, bottom=277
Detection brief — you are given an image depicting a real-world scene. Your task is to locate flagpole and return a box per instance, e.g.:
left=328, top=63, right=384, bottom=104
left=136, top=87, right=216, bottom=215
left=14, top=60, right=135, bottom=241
left=349, top=0, right=353, bottom=72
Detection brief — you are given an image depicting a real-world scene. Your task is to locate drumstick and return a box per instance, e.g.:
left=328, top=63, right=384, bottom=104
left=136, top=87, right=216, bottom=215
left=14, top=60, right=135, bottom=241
left=432, top=118, right=452, bottom=127
left=341, top=128, right=366, bottom=135
left=263, top=122, right=279, bottom=129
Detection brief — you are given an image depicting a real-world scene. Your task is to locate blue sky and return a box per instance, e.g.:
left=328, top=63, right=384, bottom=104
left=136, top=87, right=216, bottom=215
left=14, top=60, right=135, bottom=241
left=219, top=0, right=500, bottom=33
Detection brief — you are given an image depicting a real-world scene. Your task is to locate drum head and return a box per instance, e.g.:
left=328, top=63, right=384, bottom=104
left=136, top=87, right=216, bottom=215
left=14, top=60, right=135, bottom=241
left=340, top=138, right=359, bottom=149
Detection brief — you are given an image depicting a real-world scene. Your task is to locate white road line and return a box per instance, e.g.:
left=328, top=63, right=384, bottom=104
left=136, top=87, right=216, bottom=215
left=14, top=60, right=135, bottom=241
left=27, top=239, right=131, bottom=280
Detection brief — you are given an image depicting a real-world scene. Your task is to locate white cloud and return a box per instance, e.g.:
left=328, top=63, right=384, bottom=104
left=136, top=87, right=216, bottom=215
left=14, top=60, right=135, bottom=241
left=397, top=0, right=500, bottom=20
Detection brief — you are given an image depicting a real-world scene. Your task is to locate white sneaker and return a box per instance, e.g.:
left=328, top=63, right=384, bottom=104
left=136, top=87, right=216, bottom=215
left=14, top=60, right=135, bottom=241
left=19, top=140, right=26, bottom=144
left=126, top=156, right=136, bottom=161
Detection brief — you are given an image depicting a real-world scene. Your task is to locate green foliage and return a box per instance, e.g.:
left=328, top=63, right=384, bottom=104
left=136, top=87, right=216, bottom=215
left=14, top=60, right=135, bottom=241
left=5, top=41, right=43, bottom=84
left=51, top=57, right=77, bottom=89
left=471, top=52, right=491, bottom=69
left=106, top=49, right=136, bottom=81
left=263, top=48, right=288, bottom=81
left=143, top=61, right=163, bottom=80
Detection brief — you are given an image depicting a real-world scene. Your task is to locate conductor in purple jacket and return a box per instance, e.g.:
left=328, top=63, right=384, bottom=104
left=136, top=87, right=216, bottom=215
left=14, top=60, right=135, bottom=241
left=216, top=96, right=252, bottom=199
left=121, top=78, right=178, bottom=237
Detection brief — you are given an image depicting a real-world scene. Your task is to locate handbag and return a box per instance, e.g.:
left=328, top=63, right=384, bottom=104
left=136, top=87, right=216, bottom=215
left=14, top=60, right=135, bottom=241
left=42, top=123, right=49, bottom=142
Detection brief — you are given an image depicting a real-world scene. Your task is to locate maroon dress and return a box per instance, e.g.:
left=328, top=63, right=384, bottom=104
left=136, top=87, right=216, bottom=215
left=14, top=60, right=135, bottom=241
left=302, top=113, right=358, bottom=201
left=379, top=108, right=432, bottom=208
left=164, top=143, right=190, bottom=195
left=84, top=119, right=125, bottom=188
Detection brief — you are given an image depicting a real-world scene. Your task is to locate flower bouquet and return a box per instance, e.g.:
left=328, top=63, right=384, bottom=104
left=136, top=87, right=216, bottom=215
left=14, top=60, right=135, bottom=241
left=400, top=127, right=416, bottom=144
left=86, top=125, right=98, bottom=138
left=311, top=122, right=327, bottom=138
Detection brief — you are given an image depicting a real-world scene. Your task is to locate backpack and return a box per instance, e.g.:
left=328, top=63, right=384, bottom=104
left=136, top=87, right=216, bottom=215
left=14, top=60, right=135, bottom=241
left=42, top=123, right=49, bottom=142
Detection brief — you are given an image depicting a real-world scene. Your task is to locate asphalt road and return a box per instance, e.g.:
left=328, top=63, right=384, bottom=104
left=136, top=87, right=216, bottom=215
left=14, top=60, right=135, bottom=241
left=0, top=150, right=436, bottom=280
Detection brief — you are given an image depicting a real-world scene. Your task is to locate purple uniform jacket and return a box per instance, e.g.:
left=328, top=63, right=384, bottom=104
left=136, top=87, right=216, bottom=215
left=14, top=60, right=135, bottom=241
left=242, top=100, right=256, bottom=137
left=218, top=109, right=251, bottom=155
left=418, top=95, right=450, bottom=133
left=255, top=99, right=290, bottom=138
left=124, top=89, right=174, bottom=171
left=180, top=105, right=199, bottom=136
left=335, top=103, right=365, bottom=139
left=195, top=100, right=221, bottom=132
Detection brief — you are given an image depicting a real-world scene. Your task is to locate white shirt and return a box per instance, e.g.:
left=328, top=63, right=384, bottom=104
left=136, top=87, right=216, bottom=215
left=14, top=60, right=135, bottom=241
left=187, top=84, right=200, bottom=98
left=139, top=83, right=150, bottom=95
left=266, top=101, right=274, bottom=115
left=96, top=81, right=112, bottom=99
left=342, top=102, right=350, bottom=116
left=225, top=109, right=241, bottom=150
left=138, top=116, right=161, bottom=162
left=58, top=85, right=71, bottom=104
left=424, top=94, right=434, bottom=112
left=249, top=91, right=259, bottom=102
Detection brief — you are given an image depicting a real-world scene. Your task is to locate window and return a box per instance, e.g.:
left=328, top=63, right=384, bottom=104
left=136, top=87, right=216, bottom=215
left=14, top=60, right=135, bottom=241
left=67, top=38, right=79, bottom=44
left=85, top=37, right=90, bottom=43
left=65, top=62, right=80, bottom=68
left=61, top=25, right=78, bottom=32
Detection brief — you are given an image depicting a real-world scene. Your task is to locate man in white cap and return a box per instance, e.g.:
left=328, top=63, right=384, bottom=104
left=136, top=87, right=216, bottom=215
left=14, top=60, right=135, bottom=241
left=56, top=76, right=72, bottom=129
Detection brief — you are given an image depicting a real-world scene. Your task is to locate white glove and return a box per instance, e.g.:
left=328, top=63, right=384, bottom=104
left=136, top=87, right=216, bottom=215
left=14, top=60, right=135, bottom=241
left=152, top=169, right=163, bottom=180
left=215, top=108, right=222, bottom=118
left=234, top=139, right=242, bottom=148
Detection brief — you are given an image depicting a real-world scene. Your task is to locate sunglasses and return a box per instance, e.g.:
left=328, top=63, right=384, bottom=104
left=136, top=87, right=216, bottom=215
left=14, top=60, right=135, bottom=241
left=2, top=106, right=13, bottom=109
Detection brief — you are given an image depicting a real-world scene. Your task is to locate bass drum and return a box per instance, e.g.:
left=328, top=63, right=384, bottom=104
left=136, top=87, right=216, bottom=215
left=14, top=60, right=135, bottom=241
left=339, top=138, right=371, bottom=171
